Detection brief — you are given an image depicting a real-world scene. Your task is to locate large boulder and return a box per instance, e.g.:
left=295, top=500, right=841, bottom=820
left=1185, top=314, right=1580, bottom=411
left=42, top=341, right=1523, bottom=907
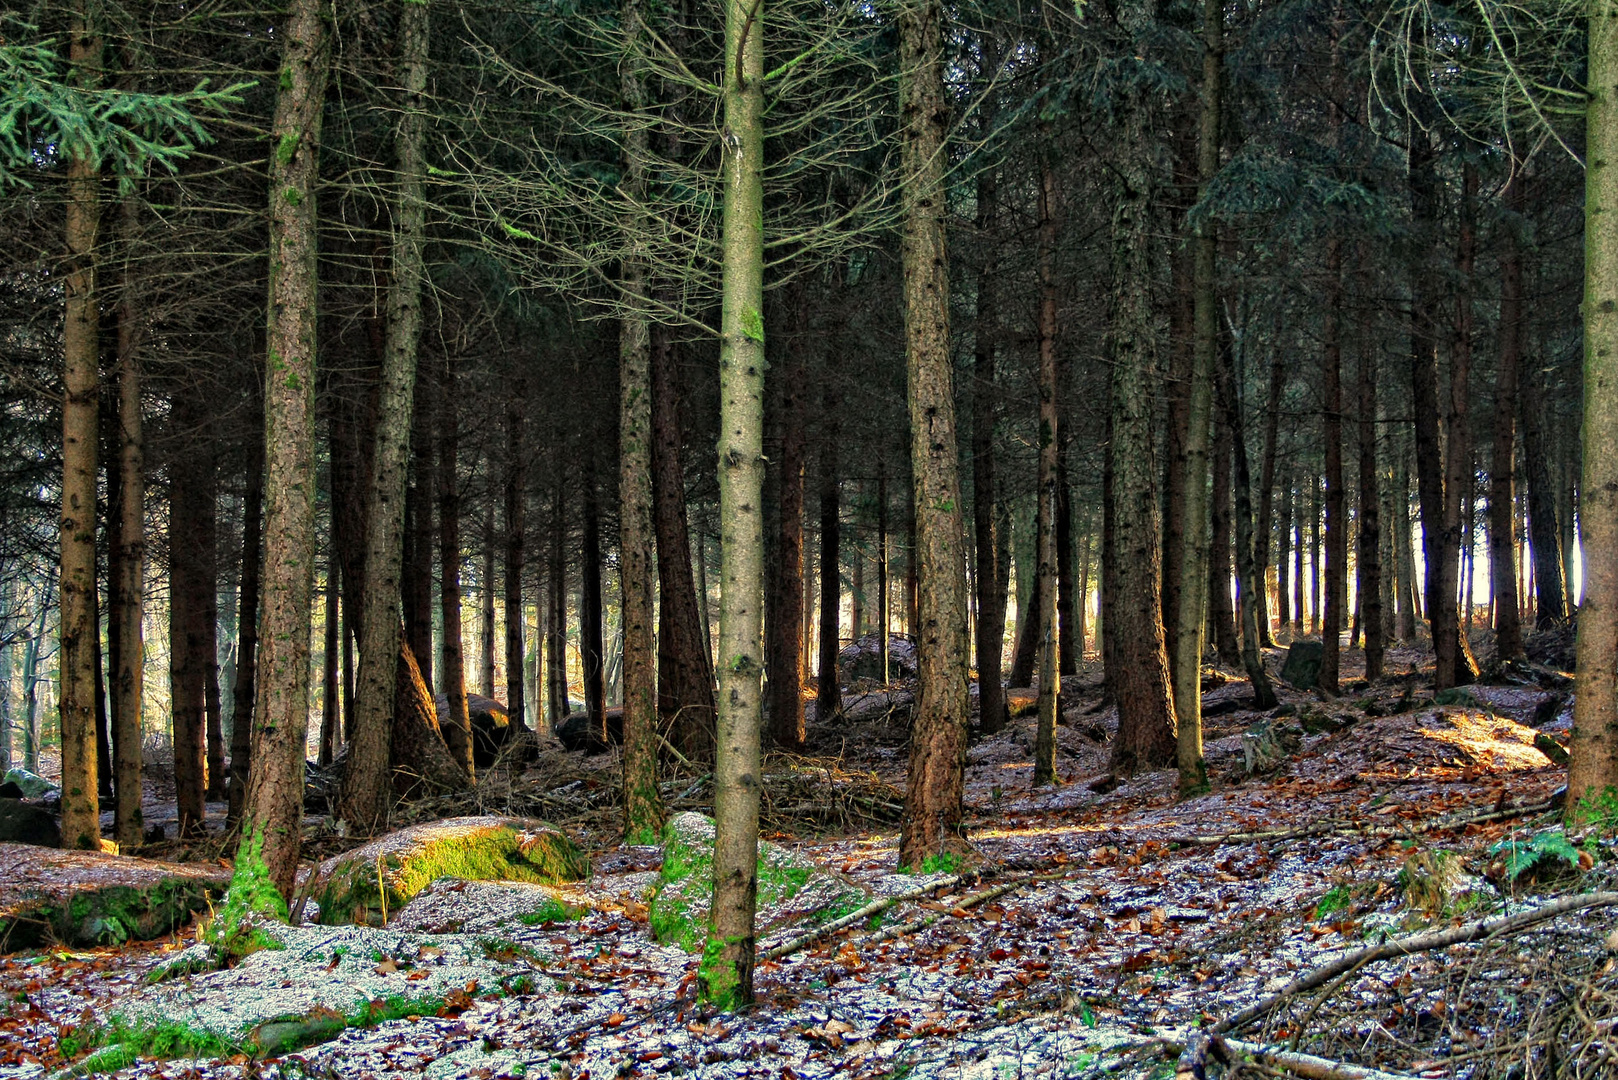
left=2, top=767, right=58, bottom=800
left=0, top=843, right=229, bottom=949
left=555, top=708, right=623, bottom=754
left=311, top=816, right=589, bottom=926
left=0, top=799, right=58, bottom=847
left=838, top=633, right=919, bottom=684
left=647, top=812, right=864, bottom=953
left=434, top=693, right=519, bottom=769
left=1280, top=640, right=1324, bottom=689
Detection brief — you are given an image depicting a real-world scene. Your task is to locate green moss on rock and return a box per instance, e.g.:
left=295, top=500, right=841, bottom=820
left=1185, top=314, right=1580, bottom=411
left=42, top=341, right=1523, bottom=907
left=647, top=812, right=863, bottom=954
left=312, top=817, right=589, bottom=927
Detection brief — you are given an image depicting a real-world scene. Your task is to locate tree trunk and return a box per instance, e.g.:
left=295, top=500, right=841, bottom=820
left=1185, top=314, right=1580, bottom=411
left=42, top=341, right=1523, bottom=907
left=581, top=470, right=606, bottom=734
left=1104, top=1, right=1177, bottom=775
left=1518, top=287, right=1567, bottom=629
left=1034, top=155, right=1061, bottom=787
left=1410, top=124, right=1467, bottom=690
left=234, top=0, right=329, bottom=901
left=403, top=382, right=435, bottom=690
left=547, top=478, right=568, bottom=727
left=1569, top=7, right=1618, bottom=820
left=897, top=0, right=972, bottom=870
left=1275, top=469, right=1292, bottom=644
left=1358, top=338, right=1385, bottom=680
left=390, top=634, right=469, bottom=796
left=816, top=377, right=842, bottom=724
left=651, top=329, right=717, bottom=760
left=616, top=0, right=663, bottom=833
left=1056, top=458, right=1079, bottom=678
left=339, top=0, right=429, bottom=828
left=438, top=357, right=474, bottom=778
left=878, top=472, right=892, bottom=681
left=58, top=0, right=103, bottom=851
left=703, top=0, right=767, bottom=1006
left=505, top=400, right=527, bottom=731
left=1223, top=333, right=1277, bottom=709
left=1209, top=419, right=1239, bottom=665
left=1172, top=0, right=1221, bottom=791
left=972, top=82, right=1007, bottom=737
left=1441, top=162, right=1482, bottom=683
left=320, top=561, right=340, bottom=767
left=227, top=413, right=263, bottom=829
left=170, top=394, right=208, bottom=837
left=1321, top=235, right=1346, bottom=695
left=1310, top=470, right=1322, bottom=632
left=767, top=284, right=808, bottom=749
left=481, top=500, right=497, bottom=698
left=112, top=194, right=147, bottom=848
left=1008, top=555, right=1040, bottom=688
left=1255, top=353, right=1285, bottom=648
left=1490, top=176, right=1525, bottom=660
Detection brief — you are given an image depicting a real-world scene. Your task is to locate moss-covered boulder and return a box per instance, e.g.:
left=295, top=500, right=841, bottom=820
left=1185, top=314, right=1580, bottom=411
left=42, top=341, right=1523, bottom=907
left=312, top=816, right=589, bottom=926
left=647, top=812, right=865, bottom=953
left=0, top=843, right=229, bottom=950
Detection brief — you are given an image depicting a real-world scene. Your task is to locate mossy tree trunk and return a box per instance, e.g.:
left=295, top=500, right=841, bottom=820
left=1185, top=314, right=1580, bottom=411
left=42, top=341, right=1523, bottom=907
left=58, top=0, right=104, bottom=852
left=897, top=0, right=972, bottom=869
left=236, top=0, right=330, bottom=900
left=342, top=0, right=430, bottom=829
left=703, top=0, right=766, bottom=1008
left=1569, top=0, right=1618, bottom=821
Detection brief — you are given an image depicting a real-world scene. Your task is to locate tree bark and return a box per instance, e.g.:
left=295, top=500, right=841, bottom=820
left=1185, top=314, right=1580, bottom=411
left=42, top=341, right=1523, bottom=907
left=339, top=0, right=429, bottom=828
left=170, top=393, right=208, bottom=837
left=1209, top=419, right=1239, bottom=665
left=1358, top=338, right=1385, bottom=680
left=227, top=412, right=263, bottom=829
left=1104, top=0, right=1178, bottom=775
left=1056, top=458, right=1079, bottom=678
left=112, top=193, right=147, bottom=848
left=767, top=284, right=808, bottom=749
left=1491, top=172, right=1525, bottom=661
left=1321, top=235, right=1346, bottom=695
left=1224, top=335, right=1278, bottom=709
left=438, top=357, right=474, bottom=778
left=235, top=0, right=329, bottom=900
left=58, top=0, right=103, bottom=851
left=320, top=560, right=341, bottom=767
left=1034, top=154, right=1061, bottom=787
left=1255, top=354, right=1285, bottom=649
left=547, top=477, right=568, bottom=727
left=897, top=0, right=972, bottom=870
left=816, top=372, right=842, bottom=724
left=581, top=469, right=606, bottom=734
left=703, top=0, right=767, bottom=1006
left=972, top=64, right=1007, bottom=737
left=616, top=0, right=663, bottom=834
left=481, top=499, right=497, bottom=698
left=651, top=329, right=717, bottom=760
left=1441, top=162, right=1481, bottom=683
left=1518, top=280, right=1567, bottom=630
left=1569, top=4, right=1618, bottom=819
left=505, top=399, right=527, bottom=731
left=1172, top=0, right=1220, bottom=791
left=403, top=382, right=435, bottom=690
left=390, top=634, right=469, bottom=796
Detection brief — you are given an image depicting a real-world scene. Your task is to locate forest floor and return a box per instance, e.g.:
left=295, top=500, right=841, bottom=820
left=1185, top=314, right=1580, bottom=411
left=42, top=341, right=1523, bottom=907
left=2, top=635, right=1613, bottom=1080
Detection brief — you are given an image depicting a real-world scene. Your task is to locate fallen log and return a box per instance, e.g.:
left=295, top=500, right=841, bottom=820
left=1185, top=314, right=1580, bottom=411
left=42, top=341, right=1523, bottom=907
left=1216, top=1038, right=1416, bottom=1080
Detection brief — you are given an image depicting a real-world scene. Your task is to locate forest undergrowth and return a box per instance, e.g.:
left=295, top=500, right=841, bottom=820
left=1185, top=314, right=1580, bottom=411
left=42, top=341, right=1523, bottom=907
left=0, top=639, right=1608, bottom=1080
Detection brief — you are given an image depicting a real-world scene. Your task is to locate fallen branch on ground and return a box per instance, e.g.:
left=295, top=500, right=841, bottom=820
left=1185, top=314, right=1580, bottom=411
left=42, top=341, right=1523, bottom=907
left=762, top=873, right=966, bottom=960
left=1176, top=890, right=1618, bottom=1079
left=1214, top=1037, right=1416, bottom=1080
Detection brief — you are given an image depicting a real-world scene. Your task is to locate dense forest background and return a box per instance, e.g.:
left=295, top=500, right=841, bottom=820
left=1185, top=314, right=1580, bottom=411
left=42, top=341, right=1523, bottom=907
left=2, top=0, right=1615, bottom=1011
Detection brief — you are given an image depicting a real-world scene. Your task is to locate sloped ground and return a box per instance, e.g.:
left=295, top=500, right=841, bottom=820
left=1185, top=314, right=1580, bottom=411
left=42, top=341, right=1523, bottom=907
left=0, top=642, right=1607, bottom=1079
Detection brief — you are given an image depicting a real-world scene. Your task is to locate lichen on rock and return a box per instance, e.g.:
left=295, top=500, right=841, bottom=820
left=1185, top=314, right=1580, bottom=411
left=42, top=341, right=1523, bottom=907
left=312, top=816, right=589, bottom=927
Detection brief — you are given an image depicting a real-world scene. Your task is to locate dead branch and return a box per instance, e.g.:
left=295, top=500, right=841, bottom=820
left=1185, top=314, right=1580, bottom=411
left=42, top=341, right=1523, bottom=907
left=1177, top=890, right=1618, bottom=1079
left=852, top=871, right=1068, bottom=947
left=762, top=873, right=966, bottom=960
left=1216, top=1037, right=1417, bottom=1080
left=1165, top=798, right=1557, bottom=847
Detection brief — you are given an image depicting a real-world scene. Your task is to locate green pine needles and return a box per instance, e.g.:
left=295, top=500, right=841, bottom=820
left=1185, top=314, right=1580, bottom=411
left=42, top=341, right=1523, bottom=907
left=0, top=22, right=249, bottom=191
